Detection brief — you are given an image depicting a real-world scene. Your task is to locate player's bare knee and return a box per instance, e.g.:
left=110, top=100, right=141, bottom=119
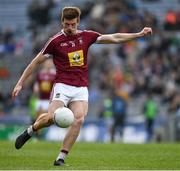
left=74, top=116, right=85, bottom=126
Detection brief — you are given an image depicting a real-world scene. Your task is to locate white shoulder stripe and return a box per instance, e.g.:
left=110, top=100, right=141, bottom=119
left=41, top=32, right=63, bottom=54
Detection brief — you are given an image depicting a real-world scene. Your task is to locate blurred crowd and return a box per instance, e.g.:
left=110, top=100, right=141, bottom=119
left=0, top=0, right=180, bottom=141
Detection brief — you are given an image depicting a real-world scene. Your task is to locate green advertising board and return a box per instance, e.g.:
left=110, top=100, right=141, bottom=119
left=0, top=124, right=26, bottom=140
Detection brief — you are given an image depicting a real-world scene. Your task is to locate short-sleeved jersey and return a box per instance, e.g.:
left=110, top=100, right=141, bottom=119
left=36, top=70, right=56, bottom=99
left=41, top=30, right=101, bottom=87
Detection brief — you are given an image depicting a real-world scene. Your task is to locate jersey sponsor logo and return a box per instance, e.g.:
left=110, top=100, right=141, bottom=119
left=60, top=42, right=68, bottom=47
left=68, top=50, right=84, bottom=66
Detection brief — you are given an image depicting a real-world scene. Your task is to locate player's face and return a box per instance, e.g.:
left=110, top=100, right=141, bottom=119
left=62, top=18, right=79, bottom=36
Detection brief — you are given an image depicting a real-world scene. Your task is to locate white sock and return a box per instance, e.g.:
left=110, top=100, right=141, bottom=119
left=56, top=150, right=68, bottom=161
left=27, top=125, right=34, bottom=136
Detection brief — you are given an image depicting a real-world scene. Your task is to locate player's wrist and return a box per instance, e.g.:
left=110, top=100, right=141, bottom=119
left=17, top=81, right=24, bottom=87
left=137, top=32, right=144, bottom=37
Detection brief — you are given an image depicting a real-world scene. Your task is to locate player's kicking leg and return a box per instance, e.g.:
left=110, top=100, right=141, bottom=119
left=15, top=101, right=64, bottom=149
left=54, top=101, right=88, bottom=166
left=15, top=113, right=53, bottom=149
left=15, top=126, right=33, bottom=149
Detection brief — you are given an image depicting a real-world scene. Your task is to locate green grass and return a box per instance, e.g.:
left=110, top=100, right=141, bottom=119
left=0, top=140, right=180, bottom=170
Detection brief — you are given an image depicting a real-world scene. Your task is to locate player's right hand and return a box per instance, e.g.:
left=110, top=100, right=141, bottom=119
left=12, top=84, right=23, bottom=100
left=140, top=27, right=153, bottom=36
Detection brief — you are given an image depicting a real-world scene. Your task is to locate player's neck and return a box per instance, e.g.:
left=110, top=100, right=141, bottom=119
left=62, top=29, right=77, bottom=36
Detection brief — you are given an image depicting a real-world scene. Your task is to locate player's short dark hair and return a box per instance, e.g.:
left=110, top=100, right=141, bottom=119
left=61, top=7, right=81, bottom=21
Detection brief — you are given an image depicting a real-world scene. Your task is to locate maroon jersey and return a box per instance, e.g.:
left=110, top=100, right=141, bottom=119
left=41, top=30, right=101, bottom=87
left=36, top=70, right=56, bottom=99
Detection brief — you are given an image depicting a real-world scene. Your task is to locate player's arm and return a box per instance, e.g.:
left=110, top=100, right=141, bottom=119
left=12, top=52, right=46, bottom=99
left=96, top=27, right=152, bottom=44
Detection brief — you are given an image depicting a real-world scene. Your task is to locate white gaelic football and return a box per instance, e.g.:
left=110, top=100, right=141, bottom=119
left=54, top=107, right=74, bottom=128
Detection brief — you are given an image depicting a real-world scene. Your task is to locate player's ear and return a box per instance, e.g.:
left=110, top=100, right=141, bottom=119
left=61, top=22, right=64, bottom=28
left=61, top=18, right=64, bottom=27
left=77, top=17, right=80, bottom=26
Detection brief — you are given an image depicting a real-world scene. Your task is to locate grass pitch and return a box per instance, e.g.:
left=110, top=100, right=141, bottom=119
left=0, top=140, right=180, bottom=170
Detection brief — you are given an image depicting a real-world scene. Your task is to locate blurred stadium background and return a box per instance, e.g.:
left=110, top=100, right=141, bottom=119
left=0, top=0, right=180, bottom=144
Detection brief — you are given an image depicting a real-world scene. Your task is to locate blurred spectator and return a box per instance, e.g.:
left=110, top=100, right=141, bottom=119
left=27, top=0, right=54, bottom=29
left=164, top=10, right=177, bottom=30
left=111, top=89, right=127, bottom=142
left=176, top=9, right=180, bottom=30
left=100, top=97, right=113, bottom=119
left=143, top=92, right=158, bottom=141
left=0, top=27, right=16, bottom=54
left=168, top=92, right=180, bottom=115
left=33, top=59, right=55, bottom=119
left=3, top=27, right=14, bottom=43
left=99, top=96, right=113, bottom=141
left=31, top=59, right=55, bottom=138
left=0, top=67, right=9, bottom=79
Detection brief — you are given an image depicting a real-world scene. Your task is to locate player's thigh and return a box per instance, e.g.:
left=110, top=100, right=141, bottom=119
left=48, top=100, right=65, bottom=115
left=68, top=101, right=88, bottom=119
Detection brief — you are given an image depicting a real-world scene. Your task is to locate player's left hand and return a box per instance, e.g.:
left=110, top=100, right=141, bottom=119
left=140, top=27, right=153, bottom=36
left=12, top=84, right=23, bottom=100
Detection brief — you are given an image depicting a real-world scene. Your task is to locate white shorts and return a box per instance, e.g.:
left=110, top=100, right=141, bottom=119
left=51, top=83, right=88, bottom=106
left=36, top=99, right=49, bottom=111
